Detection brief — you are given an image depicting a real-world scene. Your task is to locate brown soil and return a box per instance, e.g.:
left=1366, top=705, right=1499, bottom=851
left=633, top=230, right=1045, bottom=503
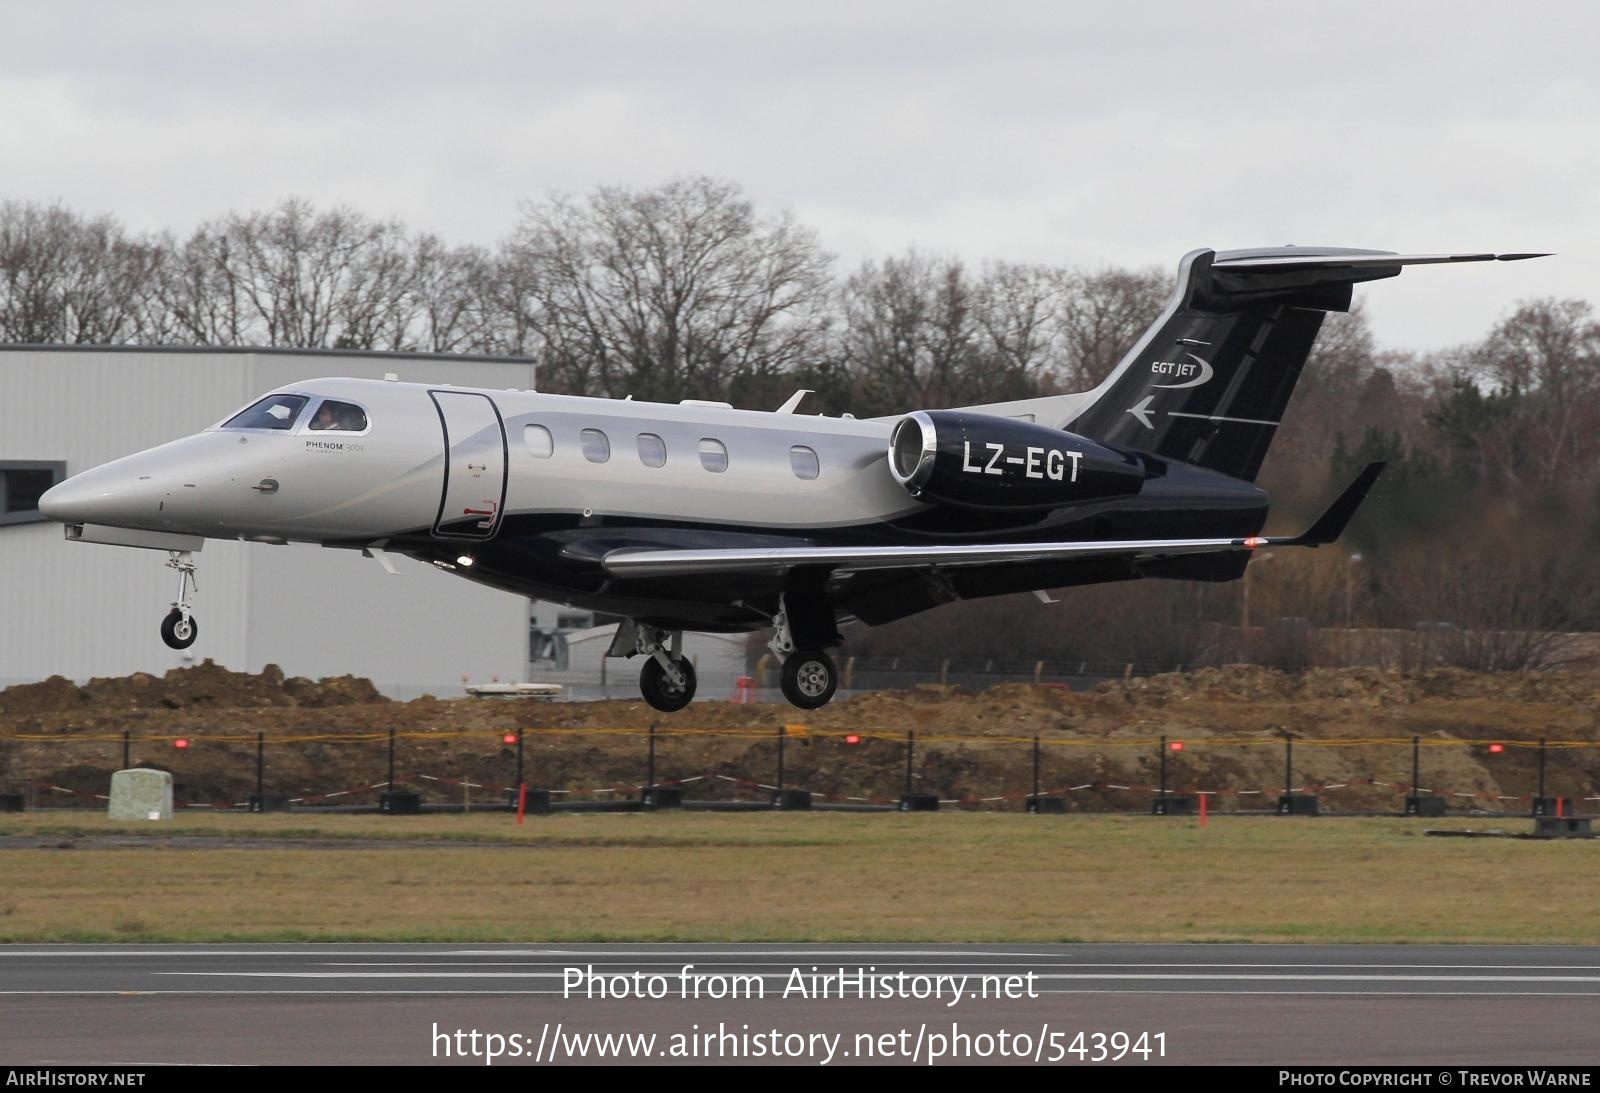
left=2, top=661, right=1597, bottom=812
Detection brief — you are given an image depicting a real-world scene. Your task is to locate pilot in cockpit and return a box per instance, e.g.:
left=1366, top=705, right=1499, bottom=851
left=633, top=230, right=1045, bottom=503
left=310, top=403, right=340, bottom=431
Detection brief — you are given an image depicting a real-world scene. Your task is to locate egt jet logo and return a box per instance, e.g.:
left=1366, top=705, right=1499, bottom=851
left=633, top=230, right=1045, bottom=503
left=1149, top=353, right=1214, bottom=389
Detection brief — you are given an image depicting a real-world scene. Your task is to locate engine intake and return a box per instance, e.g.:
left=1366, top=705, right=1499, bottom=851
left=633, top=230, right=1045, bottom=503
left=888, top=410, right=1144, bottom=511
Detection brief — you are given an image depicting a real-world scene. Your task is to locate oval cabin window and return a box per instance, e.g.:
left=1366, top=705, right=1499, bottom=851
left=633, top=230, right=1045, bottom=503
left=580, top=428, right=611, bottom=464
left=637, top=433, right=667, bottom=468
left=523, top=424, right=553, bottom=458
left=789, top=445, right=819, bottom=480
left=697, top=438, right=728, bottom=473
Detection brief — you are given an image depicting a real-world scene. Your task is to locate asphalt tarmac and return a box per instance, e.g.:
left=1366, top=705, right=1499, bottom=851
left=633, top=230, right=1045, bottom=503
left=3, top=944, right=1598, bottom=1066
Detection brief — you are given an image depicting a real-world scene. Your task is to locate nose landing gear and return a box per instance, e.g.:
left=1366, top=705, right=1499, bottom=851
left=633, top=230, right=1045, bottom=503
left=159, top=551, right=199, bottom=650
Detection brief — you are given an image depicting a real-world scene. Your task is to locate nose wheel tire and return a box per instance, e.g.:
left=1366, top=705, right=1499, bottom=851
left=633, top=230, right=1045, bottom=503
left=781, top=649, right=838, bottom=710
left=640, top=656, right=696, bottom=712
left=160, top=609, right=198, bottom=650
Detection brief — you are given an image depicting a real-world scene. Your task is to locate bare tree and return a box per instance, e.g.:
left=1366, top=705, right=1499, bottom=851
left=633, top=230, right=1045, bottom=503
left=159, top=199, right=415, bottom=349
left=838, top=252, right=1069, bottom=415
left=1474, top=298, right=1600, bottom=484
left=0, top=202, right=162, bottom=344
left=507, top=176, right=833, bottom=402
left=1053, top=264, right=1167, bottom=390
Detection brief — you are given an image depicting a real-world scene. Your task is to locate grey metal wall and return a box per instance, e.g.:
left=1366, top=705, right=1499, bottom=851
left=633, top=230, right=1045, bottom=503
left=0, top=347, right=537, bottom=696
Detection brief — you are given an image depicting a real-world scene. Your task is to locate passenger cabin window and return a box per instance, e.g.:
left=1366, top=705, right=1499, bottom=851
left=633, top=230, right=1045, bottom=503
left=223, top=394, right=308, bottom=430
left=524, top=424, right=554, bottom=458
left=580, top=428, right=611, bottom=464
left=789, top=445, right=820, bottom=480
left=636, top=433, right=667, bottom=468
left=308, top=400, right=368, bottom=432
left=697, top=438, right=728, bottom=473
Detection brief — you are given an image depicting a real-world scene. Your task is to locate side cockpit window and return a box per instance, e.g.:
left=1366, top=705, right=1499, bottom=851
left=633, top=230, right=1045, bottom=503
left=222, top=394, right=308, bottom=430
left=308, top=400, right=369, bottom=432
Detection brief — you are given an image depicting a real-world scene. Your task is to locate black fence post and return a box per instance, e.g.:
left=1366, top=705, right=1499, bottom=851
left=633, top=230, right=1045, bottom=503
left=1284, top=733, right=1293, bottom=798
left=777, top=725, right=786, bottom=795
left=387, top=728, right=396, bottom=790
left=1032, top=735, right=1041, bottom=801
left=898, top=728, right=938, bottom=811
left=122, top=729, right=131, bottom=770
left=1159, top=734, right=1169, bottom=804
left=646, top=721, right=657, bottom=805
left=256, top=731, right=264, bottom=803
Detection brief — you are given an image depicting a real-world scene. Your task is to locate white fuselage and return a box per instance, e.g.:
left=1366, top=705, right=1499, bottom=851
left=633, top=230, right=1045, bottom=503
left=40, top=377, right=924, bottom=544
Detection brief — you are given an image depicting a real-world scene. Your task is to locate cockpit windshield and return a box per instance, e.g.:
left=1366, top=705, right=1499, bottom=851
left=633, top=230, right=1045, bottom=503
left=222, top=394, right=308, bottom=430
left=308, top=400, right=369, bottom=432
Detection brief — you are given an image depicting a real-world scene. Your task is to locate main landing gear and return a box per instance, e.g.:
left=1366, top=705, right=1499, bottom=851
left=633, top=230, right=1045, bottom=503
left=159, top=550, right=199, bottom=650
left=768, top=604, right=838, bottom=710
left=615, top=572, right=843, bottom=712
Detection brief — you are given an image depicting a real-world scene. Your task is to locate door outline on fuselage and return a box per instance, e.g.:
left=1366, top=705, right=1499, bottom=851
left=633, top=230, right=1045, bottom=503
left=428, top=390, right=509, bottom=541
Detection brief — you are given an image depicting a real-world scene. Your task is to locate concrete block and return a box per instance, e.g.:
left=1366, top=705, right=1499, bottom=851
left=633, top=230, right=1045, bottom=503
left=108, top=769, right=173, bottom=821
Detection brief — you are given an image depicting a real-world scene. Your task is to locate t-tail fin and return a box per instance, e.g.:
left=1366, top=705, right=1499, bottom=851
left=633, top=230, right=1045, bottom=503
left=1062, top=247, right=1546, bottom=482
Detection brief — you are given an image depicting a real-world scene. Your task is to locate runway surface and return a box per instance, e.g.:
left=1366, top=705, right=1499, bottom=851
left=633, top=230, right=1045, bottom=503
left=3, top=943, right=1598, bottom=1065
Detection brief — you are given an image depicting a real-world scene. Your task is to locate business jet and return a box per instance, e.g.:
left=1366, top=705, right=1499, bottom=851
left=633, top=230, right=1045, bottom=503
left=39, top=246, right=1543, bottom=710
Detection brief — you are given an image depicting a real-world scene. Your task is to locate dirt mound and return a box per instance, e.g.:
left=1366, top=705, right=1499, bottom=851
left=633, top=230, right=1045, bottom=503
left=0, top=661, right=389, bottom=717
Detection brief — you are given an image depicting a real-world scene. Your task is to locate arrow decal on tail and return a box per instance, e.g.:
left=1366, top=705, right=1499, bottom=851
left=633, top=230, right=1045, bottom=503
left=1127, top=396, right=1156, bottom=429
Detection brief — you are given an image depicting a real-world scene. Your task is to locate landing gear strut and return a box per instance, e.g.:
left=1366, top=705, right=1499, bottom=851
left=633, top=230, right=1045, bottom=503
left=768, top=583, right=842, bottom=710
left=631, top=625, right=696, bottom=712
left=160, top=551, right=199, bottom=650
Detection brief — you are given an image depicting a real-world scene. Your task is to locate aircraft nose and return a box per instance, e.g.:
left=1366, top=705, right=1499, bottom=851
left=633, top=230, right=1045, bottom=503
left=38, top=462, right=169, bottom=527
left=38, top=478, right=87, bottom=523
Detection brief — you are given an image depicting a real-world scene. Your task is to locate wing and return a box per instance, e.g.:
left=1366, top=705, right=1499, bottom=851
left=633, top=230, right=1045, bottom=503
left=599, top=463, right=1385, bottom=580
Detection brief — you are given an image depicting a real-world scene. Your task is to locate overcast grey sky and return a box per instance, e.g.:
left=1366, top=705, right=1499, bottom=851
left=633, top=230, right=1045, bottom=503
left=3, top=1, right=1593, bottom=352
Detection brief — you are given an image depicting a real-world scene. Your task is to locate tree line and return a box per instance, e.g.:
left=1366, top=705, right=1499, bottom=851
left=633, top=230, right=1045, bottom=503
left=5, top=178, right=1598, bottom=668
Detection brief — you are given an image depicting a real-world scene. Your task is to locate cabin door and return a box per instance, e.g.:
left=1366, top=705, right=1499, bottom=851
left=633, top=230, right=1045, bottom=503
left=429, top=391, right=508, bottom=540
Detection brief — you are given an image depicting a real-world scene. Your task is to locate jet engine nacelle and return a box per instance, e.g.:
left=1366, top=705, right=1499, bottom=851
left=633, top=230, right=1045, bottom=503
left=888, top=410, right=1144, bottom=511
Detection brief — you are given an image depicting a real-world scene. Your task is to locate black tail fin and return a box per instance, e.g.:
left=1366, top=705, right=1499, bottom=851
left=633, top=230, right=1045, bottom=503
left=1065, top=247, right=1545, bottom=482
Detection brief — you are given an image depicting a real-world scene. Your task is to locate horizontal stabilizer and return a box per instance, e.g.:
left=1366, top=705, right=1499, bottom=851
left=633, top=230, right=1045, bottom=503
left=1214, top=251, right=1550, bottom=272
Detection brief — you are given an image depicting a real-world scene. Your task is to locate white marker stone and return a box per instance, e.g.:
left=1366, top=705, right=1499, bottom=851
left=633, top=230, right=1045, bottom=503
left=108, top=768, right=173, bottom=821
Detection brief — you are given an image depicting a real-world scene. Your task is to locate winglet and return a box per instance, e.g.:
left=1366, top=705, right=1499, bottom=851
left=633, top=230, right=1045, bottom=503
left=1273, top=462, right=1386, bottom=547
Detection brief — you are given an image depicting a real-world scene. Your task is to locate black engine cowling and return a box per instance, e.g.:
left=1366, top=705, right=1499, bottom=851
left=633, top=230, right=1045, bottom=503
left=888, top=410, right=1144, bottom=511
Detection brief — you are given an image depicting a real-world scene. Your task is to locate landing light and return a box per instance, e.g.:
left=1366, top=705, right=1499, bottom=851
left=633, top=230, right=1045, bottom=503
left=457, top=555, right=475, bottom=567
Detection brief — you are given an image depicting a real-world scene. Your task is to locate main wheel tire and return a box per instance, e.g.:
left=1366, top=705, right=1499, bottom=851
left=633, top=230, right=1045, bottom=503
left=781, top=649, right=838, bottom=710
left=160, top=609, right=198, bottom=650
left=639, top=656, right=696, bottom=712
